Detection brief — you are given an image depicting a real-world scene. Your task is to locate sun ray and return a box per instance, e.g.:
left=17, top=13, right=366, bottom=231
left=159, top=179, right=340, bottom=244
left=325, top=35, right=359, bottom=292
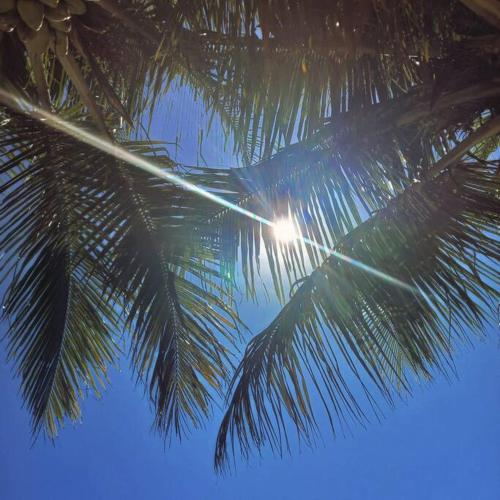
left=0, top=87, right=420, bottom=295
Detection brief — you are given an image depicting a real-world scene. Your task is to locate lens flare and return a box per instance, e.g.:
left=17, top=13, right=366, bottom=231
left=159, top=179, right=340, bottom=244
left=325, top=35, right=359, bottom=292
left=0, top=87, right=421, bottom=295
left=273, top=217, right=299, bottom=243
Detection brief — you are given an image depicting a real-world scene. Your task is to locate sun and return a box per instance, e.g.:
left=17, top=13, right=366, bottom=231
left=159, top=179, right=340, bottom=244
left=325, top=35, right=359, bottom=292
left=273, top=217, right=299, bottom=243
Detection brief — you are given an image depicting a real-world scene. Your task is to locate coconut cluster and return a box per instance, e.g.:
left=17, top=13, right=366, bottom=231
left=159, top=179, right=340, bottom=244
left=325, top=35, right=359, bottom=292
left=0, top=0, right=90, bottom=56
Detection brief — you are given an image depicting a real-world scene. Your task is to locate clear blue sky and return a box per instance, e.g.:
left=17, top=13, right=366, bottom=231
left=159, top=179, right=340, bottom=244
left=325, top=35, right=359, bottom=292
left=1, top=308, right=499, bottom=500
left=1, top=86, right=499, bottom=500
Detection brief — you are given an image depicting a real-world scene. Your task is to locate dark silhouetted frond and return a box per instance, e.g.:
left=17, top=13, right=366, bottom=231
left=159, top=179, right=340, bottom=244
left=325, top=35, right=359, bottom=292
left=0, top=104, right=240, bottom=438
left=0, top=109, right=119, bottom=437
left=197, top=65, right=499, bottom=300
left=215, top=155, right=500, bottom=470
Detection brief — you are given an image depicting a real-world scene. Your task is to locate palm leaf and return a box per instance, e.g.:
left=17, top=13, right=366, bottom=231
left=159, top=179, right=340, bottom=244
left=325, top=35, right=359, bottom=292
left=197, top=61, right=500, bottom=300
left=168, top=0, right=492, bottom=161
left=215, top=149, right=500, bottom=470
left=0, top=109, right=119, bottom=437
left=0, top=102, right=240, bottom=438
left=100, top=162, right=240, bottom=436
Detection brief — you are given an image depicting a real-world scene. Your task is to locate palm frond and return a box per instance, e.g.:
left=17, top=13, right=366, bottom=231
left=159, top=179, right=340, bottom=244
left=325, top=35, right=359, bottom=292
left=196, top=64, right=500, bottom=300
left=0, top=109, right=118, bottom=437
left=0, top=104, right=240, bottom=438
left=168, top=0, right=493, bottom=161
left=215, top=155, right=500, bottom=470
left=101, top=162, right=240, bottom=436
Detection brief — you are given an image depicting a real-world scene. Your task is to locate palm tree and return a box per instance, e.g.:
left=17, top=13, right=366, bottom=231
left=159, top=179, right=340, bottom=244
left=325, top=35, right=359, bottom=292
left=1, top=0, right=498, bottom=471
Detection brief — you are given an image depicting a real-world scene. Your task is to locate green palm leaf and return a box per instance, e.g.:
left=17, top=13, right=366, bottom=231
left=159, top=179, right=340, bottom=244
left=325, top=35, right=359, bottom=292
left=0, top=103, right=240, bottom=438
left=1, top=109, right=119, bottom=437
left=215, top=146, right=500, bottom=470
left=198, top=59, right=499, bottom=300
left=170, top=0, right=491, bottom=161
left=101, top=165, right=239, bottom=436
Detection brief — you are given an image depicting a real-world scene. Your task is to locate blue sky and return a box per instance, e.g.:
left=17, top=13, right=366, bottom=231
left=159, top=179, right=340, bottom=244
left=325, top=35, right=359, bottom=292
left=1, top=308, right=499, bottom=500
left=1, top=85, right=499, bottom=500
